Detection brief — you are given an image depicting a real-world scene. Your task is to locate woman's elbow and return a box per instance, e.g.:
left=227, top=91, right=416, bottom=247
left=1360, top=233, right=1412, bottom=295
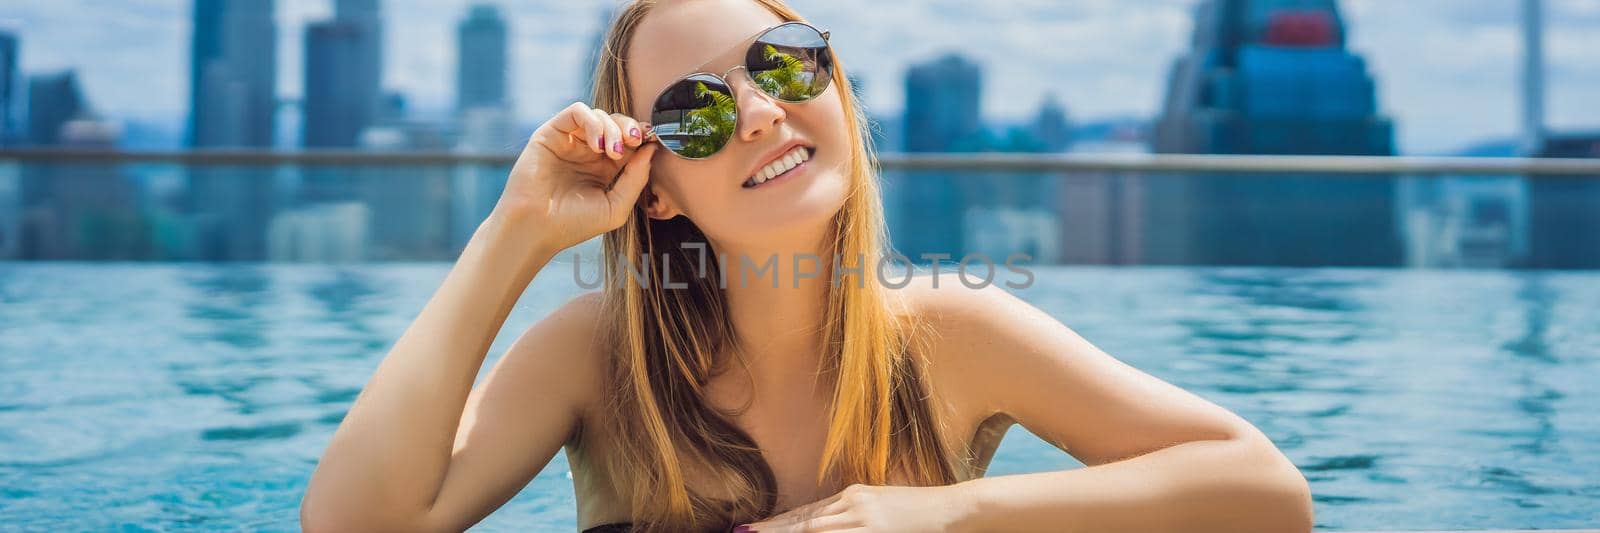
left=299, top=491, right=423, bottom=533
left=1241, top=436, right=1315, bottom=533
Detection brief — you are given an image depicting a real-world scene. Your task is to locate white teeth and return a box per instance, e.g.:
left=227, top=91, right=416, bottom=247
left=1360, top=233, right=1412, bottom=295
left=746, top=146, right=811, bottom=188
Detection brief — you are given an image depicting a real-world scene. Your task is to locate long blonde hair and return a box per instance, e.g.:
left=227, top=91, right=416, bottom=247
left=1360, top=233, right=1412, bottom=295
left=589, top=1, right=957, bottom=529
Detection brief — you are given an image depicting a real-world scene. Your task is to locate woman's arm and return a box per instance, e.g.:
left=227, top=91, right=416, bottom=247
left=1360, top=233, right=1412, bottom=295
left=934, top=281, right=1313, bottom=532
left=299, top=216, right=579, bottom=532
left=747, top=278, right=1312, bottom=532
left=301, top=102, right=658, bottom=532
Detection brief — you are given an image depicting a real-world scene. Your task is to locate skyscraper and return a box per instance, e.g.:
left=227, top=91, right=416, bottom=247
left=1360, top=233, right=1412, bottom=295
left=903, top=55, right=984, bottom=154
left=188, top=0, right=277, bottom=148
left=26, top=71, right=86, bottom=146
left=1527, top=134, right=1600, bottom=268
left=186, top=1, right=280, bottom=260
left=1030, top=94, right=1072, bottom=153
left=16, top=74, right=142, bottom=259
left=1522, top=0, right=1545, bottom=153
left=894, top=54, right=983, bottom=260
left=303, top=0, right=384, bottom=149
left=0, top=30, right=18, bottom=146
left=1520, top=0, right=1599, bottom=269
left=457, top=4, right=508, bottom=112
left=1151, top=0, right=1400, bottom=266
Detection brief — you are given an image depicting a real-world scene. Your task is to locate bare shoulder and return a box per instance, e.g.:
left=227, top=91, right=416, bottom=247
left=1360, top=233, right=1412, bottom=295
left=893, top=270, right=1045, bottom=355
left=484, top=291, right=612, bottom=425
left=894, top=271, right=1037, bottom=328
left=891, top=272, right=1048, bottom=418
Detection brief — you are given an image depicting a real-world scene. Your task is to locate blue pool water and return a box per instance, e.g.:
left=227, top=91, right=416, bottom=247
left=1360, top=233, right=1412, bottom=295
left=0, top=263, right=1596, bottom=531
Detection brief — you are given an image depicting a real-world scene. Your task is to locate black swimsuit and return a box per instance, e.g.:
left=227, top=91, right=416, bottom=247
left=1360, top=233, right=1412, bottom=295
left=583, top=522, right=746, bottom=532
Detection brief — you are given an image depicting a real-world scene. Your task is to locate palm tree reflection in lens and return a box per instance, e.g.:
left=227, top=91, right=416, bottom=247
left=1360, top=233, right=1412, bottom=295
left=655, top=28, right=828, bottom=159
left=752, top=45, right=818, bottom=101
left=678, top=81, right=738, bottom=159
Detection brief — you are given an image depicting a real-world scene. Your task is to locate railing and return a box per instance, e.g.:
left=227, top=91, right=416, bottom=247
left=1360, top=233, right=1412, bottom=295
left=1, top=149, right=1596, bottom=267
left=2, top=148, right=1599, bottom=176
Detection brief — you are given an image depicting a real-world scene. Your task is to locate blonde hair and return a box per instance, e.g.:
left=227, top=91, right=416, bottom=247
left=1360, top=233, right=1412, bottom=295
left=589, top=1, right=957, bottom=530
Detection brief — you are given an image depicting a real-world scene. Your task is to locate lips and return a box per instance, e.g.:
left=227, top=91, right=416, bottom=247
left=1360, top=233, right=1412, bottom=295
left=742, top=145, right=815, bottom=189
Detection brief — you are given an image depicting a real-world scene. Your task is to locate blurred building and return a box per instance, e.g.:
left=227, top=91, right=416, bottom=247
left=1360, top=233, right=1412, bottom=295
left=1400, top=176, right=1527, bottom=269
left=457, top=4, right=508, bottom=113
left=13, top=75, right=143, bottom=259
left=1151, top=0, right=1401, bottom=266
left=267, top=201, right=369, bottom=262
left=298, top=0, right=385, bottom=261
left=361, top=92, right=455, bottom=151
left=357, top=94, right=455, bottom=261
left=186, top=0, right=280, bottom=261
left=1526, top=133, right=1600, bottom=268
left=25, top=71, right=86, bottom=146
left=1030, top=93, right=1073, bottom=153
left=188, top=0, right=277, bottom=148
left=303, top=0, right=384, bottom=149
left=903, top=55, right=985, bottom=154
left=452, top=11, right=517, bottom=250
left=893, top=54, right=983, bottom=260
left=451, top=106, right=514, bottom=250
left=1, top=30, right=18, bottom=146
left=967, top=96, right=1073, bottom=263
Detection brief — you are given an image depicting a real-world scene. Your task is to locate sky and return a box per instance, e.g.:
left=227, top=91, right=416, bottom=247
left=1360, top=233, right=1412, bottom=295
left=3, top=0, right=1599, bottom=154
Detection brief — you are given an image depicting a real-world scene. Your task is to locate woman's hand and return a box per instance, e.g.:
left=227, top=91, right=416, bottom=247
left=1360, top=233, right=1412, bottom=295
left=739, top=484, right=979, bottom=533
left=492, top=101, right=659, bottom=254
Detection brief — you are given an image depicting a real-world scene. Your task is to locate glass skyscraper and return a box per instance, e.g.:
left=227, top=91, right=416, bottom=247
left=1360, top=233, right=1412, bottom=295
left=894, top=54, right=983, bottom=260
left=303, top=0, right=384, bottom=149
left=456, top=4, right=508, bottom=113
left=1151, top=0, right=1401, bottom=266
left=188, top=0, right=277, bottom=148
left=0, top=30, right=17, bottom=146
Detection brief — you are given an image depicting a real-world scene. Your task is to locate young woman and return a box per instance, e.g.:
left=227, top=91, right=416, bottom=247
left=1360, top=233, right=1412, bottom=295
left=300, top=0, right=1313, bottom=531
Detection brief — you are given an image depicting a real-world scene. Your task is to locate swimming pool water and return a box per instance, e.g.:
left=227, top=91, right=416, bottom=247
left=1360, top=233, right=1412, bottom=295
left=1, top=263, right=1596, bottom=530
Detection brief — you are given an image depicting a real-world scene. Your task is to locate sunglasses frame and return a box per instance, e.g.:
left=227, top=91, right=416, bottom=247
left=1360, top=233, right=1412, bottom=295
left=643, top=21, right=834, bottom=160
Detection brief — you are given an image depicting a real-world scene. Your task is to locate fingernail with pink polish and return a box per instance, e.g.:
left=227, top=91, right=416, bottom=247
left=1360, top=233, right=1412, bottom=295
left=630, top=127, right=640, bottom=139
left=732, top=526, right=755, bottom=533
left=597, top=136, right=605, bottom=150
left=612, top=140, right=622, bottom=153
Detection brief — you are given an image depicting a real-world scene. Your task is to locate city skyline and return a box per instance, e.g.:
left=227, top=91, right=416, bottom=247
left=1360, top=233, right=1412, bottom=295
left=3, top=0, right=1599, bottom=154
left=2, top=0, right=1597, bottom=268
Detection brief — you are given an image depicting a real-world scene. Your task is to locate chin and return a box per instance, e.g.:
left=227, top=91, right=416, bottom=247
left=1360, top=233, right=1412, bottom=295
left=730, top=168, right=851, bottom=247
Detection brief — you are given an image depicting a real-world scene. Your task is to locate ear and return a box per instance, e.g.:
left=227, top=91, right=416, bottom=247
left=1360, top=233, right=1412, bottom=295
left=640, top=182, right=683, bottom=221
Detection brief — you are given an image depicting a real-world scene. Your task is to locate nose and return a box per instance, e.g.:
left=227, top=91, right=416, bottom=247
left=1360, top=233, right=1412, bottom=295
left=732, top=72, right=786, bottom=142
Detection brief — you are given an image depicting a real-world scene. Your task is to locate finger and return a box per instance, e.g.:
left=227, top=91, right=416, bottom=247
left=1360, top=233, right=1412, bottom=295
left=609, top=112, right=646, bottom=148
left=748, top=510, right=856, bottom=533
left=579, top=109, right=609, bottom=155
left=800, top=513, right=863, bottom=532
left=547, top=101, right=589, bottom=137
left=592, top=107, right=624, bottom=160
left=605, top=143, right=658, bottom=224
left=551, top=102, right=606, bottom=155
left=749, top=493, right=845, bottom=530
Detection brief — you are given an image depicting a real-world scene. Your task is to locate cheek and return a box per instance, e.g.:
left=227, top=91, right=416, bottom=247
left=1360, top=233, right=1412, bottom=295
left=651, top=160, right=738, bottom=219
left=808, top=97, right=855, bottom=178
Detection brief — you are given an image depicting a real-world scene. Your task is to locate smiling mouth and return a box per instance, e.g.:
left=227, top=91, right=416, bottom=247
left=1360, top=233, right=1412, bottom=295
left=742, top=146, right=816, bottom=189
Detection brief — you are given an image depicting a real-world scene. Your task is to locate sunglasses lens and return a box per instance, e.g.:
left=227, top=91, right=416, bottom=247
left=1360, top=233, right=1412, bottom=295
left=650, top=74, right=737, bottom=159
left=746, top=23, right=833, bottom=102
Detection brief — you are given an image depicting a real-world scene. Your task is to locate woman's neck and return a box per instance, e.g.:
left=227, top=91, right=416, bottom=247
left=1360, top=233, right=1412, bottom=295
left=714, top=228, right=835, bottom=385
